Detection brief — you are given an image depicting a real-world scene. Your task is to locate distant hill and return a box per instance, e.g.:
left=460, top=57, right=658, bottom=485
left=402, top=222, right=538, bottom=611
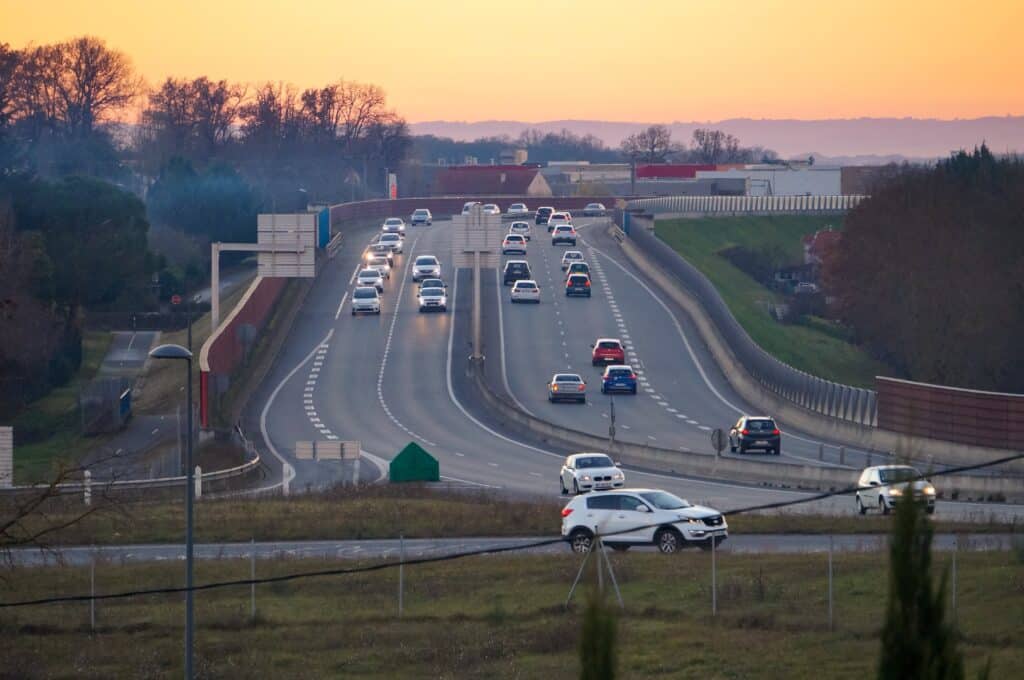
left=410, top=117, right=1024, bottom=160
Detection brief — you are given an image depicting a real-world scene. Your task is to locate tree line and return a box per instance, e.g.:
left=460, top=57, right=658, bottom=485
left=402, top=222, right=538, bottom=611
left=412, top=128, right=622, bottom=166
left=620, top=125, right=778, bottom=164
left=828, top=145, right=1024, bottom=393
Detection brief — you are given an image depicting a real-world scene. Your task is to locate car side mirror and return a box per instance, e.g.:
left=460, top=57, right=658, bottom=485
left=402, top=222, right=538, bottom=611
left=868, top=481, right=879, bottom=486
left=635, top=505, right=650, bottom=513
left=615, top=461, right=621, bottom=467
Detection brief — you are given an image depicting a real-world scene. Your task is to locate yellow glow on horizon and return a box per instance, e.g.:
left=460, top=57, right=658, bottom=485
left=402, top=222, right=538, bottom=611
left=2, top=0, right=1022, bottom=122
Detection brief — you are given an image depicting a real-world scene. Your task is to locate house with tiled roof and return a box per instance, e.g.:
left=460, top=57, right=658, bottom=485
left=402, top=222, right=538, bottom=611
left=433, top=165, right=552, bottom=197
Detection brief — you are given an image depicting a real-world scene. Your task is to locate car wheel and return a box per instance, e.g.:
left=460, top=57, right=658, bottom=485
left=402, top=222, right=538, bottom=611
left=572, top=479, right=580, bottom=495
left=630, top=386, right=637, bottom=395
left=774, top=447, right=781, bottom=456
left=881, top=497, right=890, bottom=515
left=560, top=477, right=567, bottom=494
left=655, top=528, right=681, bottom=554
left=925, top=506, right=935, bottom=515
left=738, top=444, right=747, bottom=455
left=856, top=495, right=867, bottom=515
left=548, top=395, right=554, bottom=403
left=578, top=397, right=586, bottom=404
left=351, top=309, right=356, bottom=316
left=729, top=445, right=736, bottom=453
left=569, top=529, right=594, bottom=554
left=610, top=544, right=630, bottom=552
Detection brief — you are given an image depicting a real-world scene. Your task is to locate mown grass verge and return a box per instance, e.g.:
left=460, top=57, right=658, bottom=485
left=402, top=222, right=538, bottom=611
left=3, top=486, right=1017, bottom=547
left=655, top=215, right=889, bottom=387
left=1, top=548, right=1019, bottom=678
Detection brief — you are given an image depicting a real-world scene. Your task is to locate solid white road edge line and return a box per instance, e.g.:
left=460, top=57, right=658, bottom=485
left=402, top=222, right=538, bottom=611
left=260, top=328, right=334, bottom=490
left=494, top=266, right=537, bottom=418
left=335, top=291, right=348, bottom=320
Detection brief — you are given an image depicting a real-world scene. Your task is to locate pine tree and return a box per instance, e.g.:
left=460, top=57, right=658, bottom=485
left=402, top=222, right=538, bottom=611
left=877, top=493, right=964, bottom=679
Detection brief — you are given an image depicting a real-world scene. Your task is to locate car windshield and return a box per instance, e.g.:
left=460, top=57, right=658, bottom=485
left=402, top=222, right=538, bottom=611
left=569, top=276, right=587, bottom=284
left=640, top=491, right=691, bottom=510
left=598, top=341, right=620, bottom=349
left=879, top=467, right=921, bottom=483
left=415, top=257, right=437, bottom=265
left=576, top=455, right=614, bottom=469
left=507, top=235, right=522, bottom=241
left=556, top=226, right=572, bottom=232
left=420, top=288, right=444, bottom=297
left=421, top=279, right=443, bottom=287
left=385, top=219, right=401, bottom=225
left=359, top=270, right=379, bottom=278
left=507, top=264, right=528, bottom=272
left=607, top=369, right=631, bottom=377
left=588, top=204, right=601, bottom=209
left=413, top=210, right=428, bottom=216
left=512, top=204, right=525, bottom=209
left=746, top=419, right=777, bottom=431
left=353, top=289, right=376, bottom=299
left=555, top=374, right=581, bottom=383
left=369, top=258, right=388, bottom=267
left=516, top=282, right=536, bottom=289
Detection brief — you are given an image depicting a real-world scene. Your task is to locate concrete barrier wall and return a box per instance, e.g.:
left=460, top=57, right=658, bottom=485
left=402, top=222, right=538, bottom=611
left=878, top=377, right=1024, bottom=451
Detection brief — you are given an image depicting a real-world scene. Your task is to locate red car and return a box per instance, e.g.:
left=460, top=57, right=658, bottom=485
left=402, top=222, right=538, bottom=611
left=591, top=338, right=625, bottom=366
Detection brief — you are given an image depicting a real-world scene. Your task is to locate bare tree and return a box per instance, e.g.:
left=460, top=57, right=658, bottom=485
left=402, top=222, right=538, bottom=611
left=56, top=37, right=142, bottom=137
left=0, top=43, right=19, bottom=130
left=191, top=77, right=244, bottom=156
left=620, top=125, right=673, bottom=163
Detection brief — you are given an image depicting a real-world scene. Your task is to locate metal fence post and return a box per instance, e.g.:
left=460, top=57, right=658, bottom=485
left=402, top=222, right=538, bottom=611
left=90, top=550, right=96, bottom=632
left=711, top=534, right=717, bottom=617
left=828, top=535, right=834, bottom=632
left=250, top=538, right=256, bottom=621
left=951, top=535, right=958, bottom=624
left=818, top=443, right=824, bottom=461
left=83, top=470, right=91, bottom=506
left=839, top=446, right=845, bottom=466
left=398, top=534, right=405, bottom=617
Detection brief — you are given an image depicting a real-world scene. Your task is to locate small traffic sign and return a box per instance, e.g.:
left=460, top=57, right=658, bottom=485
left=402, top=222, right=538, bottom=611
left=171, top=294, right=182, bottom=306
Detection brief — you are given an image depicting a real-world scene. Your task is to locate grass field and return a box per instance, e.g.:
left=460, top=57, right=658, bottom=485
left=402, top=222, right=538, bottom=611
left=655, top=215, right=889, bottom=387
left=1, top=547, right=1019, bottom=678
left=5, top=486, right=1018, bottom=548
left=12, top=331, right=113, bottom=482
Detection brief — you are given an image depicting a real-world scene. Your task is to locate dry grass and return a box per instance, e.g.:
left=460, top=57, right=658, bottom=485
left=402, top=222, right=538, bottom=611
left=0, top=549, right=1019, bottom=678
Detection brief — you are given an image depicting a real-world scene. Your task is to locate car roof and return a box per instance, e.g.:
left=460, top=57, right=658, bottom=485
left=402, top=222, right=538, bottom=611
left=595, top=337, right=621, bottom=343
left=864, top=465, right=917, bottom=472
left=359, top=268, right=380, bottom=275
left=505, top=259, right=528, bottom=265
left=354, top=285, right=378, bottom=292
left=604, top=364, right=633, bottom=371
left=513, top=279, right=537, bottom=285
left=420, top=287, right=444, bottom=293
left=563, top=251, right=583, bottom=257
left=742, top=415, right=774, bottom=420
left=553, top=373, right=583, bottom=380
left=567, top=452, right=613, bottom=460
left=416, top=255, right=438, bottom=260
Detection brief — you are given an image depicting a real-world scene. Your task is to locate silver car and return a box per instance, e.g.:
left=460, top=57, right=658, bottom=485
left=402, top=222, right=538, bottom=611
left=548, top=373, right=586, bottom=403
left=412, top=255, right=441, bottom=282
left=382, top=217, right=406, bottom=234
left=417, top=286, right=448, bottom=312
left=365, top=243, right=394, bottom=267
left=377, top=233, right=404, bottom=253
left=482, top=203, right=500, bottom=215
left=509, top=221, right=532, bottom=240
left=410, top=208, right=432, bottom=226
left=856, top=465, right=936, bottom=515
left=356, top=268, right=384, bottom=292
left=350, top=286, right=381, bottom=315
left=367, top=256, right=391, bottom=279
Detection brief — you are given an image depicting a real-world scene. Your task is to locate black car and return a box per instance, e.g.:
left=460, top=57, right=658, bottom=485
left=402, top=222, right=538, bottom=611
left=728, top=416, right=781, bottom=455
left=565, top=273, right=591, bottom=297
left=503, top=260, right=532, bottom=286
left=535, top=206, right=554, bottom=225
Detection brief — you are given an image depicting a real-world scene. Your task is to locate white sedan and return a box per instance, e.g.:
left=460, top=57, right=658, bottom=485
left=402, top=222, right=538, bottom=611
left=482, top=203, right=501, bottom=215
left=559, top=453, right=625, bottom=495
left=509, top=221, right=532, bottom=240
left=378, top=233, right=404, bottom=253
left=510, top=279, right=540, bottom=303
left=356, top=268, right=385, bottom=292
left=507, top=202, right=530, bottom=216
left=381, top=217, right=406, bottom=234
left=417, top=286, right=448, bottom=312
left=502, top=233, right=527, bottom=255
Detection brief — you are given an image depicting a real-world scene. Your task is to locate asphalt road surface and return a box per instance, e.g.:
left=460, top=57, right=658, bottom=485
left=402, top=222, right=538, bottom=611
left=248, top=217, right=1024, bottom=522
left=8, top=533, right=1014, bottom=567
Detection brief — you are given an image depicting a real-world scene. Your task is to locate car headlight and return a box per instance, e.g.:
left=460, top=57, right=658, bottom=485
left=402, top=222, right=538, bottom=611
left=923, top=486, right=936, bottom=495
left=889, top=488, right=903, bottom=497
left=581, top=475, right=591, bottom=481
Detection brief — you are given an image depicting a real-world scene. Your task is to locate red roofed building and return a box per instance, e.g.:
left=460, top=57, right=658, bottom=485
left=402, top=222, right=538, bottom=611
left=433, top=165, right=552, bottom=196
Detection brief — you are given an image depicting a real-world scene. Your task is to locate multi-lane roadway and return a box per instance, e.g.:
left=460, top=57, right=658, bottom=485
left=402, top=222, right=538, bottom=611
left=249, top=215, right=1024, bottom=521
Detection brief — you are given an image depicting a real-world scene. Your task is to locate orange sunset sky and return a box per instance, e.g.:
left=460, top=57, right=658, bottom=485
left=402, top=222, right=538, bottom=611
left=2, top=0, right=1023, bottom=123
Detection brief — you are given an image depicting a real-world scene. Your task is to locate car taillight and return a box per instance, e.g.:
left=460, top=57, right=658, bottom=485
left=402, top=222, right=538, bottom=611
left=584, top=280, right=590, bottom=286
left=772, top=429, right=780, bottom=435
left=551, top=385, right=559, bottom=391
left=629, top=374, right=636, bottom=380
left=578, top=384, right=585, bottom=391
left=741, top=429, right=750, bottom=435
left=561, top=508, right=573, bottom=517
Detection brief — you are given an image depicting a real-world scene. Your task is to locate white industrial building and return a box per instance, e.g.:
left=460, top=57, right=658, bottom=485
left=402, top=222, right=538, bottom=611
left=695, top=165, right=842, bottom=196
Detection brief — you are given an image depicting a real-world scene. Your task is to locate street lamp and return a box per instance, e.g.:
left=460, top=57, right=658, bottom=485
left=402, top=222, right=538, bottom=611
left=148, top=343, right=195, bottom=679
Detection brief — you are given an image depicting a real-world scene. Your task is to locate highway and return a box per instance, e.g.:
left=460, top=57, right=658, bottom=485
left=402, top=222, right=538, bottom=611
left=7, top=533, right=1014, bottom=567
left=249, top=216, right=1024, bottom=522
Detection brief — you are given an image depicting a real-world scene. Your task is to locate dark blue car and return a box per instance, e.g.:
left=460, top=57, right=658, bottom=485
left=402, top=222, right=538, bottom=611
left=600, top=365, right=637, bottom=394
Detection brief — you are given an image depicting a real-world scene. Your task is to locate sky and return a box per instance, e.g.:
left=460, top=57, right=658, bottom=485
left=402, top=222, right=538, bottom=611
left=3, top=0, right=1023, bottom=123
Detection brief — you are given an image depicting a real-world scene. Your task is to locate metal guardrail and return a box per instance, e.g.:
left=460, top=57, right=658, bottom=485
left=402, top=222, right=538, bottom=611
left=627, top=194, right=866, bottom=215
left=626, top=221, right=877, bottom=428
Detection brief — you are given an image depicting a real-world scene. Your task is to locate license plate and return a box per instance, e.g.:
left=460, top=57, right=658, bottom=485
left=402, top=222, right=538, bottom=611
left=756, top=440, right=768, bottom=445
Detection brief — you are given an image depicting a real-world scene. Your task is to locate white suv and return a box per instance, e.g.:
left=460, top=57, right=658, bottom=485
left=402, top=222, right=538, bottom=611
left=560, top=453, right=624, bottom=494
left=411, top=255, right=441, bottom=282
left=561, top=488, right=727, bottom=554
left=856, top=465, right=936, bottom=515
left=350, top=286, right=381, bottom=315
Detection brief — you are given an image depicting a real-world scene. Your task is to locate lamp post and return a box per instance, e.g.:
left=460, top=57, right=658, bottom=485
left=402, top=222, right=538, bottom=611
left=148, top=343, right=194, bottom=679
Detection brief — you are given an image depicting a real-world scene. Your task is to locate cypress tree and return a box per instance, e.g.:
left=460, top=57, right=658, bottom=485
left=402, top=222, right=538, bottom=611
left=579, top=588, right=617, bottom=680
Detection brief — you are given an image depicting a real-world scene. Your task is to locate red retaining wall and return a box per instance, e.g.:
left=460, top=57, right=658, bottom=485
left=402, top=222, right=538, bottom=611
left=199, top=277, right=288, bottom=427
left=877, top=376, right=1024, bottom=450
